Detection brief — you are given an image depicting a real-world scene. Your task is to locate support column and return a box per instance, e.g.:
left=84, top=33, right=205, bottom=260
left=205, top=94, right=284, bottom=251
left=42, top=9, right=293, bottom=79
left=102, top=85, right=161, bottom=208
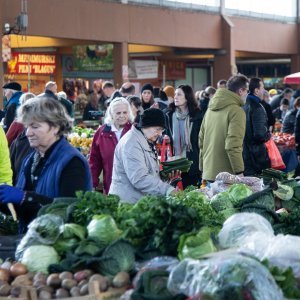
left=113, top=42, right=128, bottom=89
left=213, top=15, right=236, bottom=87
left=291, top=54, right=300, bottom=74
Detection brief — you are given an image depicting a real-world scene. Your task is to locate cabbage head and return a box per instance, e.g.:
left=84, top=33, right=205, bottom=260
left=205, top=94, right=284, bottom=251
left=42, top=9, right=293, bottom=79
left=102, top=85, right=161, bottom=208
left=87, top=214, right=122, bottom=246
left=227, top=184, right=253, bottom=206
left=21, top=245, right=59, bottom=274
left=178, top=227, right=218, bottom=260
left=210, top=192, right=233, bottom=212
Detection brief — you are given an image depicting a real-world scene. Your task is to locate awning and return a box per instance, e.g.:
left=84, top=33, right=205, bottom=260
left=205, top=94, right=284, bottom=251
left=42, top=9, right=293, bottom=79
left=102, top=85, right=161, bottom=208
left=283, top=72, right=300, bottom=84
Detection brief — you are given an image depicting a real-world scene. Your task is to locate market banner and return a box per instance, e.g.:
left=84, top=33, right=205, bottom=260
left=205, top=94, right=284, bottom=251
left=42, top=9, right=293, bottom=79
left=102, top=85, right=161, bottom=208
left=7, top=52, right=56, bottom=75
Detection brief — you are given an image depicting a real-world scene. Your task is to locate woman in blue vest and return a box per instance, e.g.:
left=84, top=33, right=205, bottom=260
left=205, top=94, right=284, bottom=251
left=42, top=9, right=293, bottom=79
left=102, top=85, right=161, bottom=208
left=0, top=97, right=92, bottom=233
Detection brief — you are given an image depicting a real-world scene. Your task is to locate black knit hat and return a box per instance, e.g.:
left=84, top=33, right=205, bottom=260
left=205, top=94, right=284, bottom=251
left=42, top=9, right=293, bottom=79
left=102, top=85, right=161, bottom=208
left=141, top=83, right=154, bottom=94
left=138, top=108, right=166, bottom=128
left=2, top=81, right=22, bottom=91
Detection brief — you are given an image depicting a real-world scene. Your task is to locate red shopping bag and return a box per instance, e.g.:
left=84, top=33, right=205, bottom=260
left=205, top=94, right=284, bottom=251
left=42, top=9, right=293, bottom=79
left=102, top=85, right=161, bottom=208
left=265, top=139, right=286, bottom=170
left=160, top=136, right=184, bottom=190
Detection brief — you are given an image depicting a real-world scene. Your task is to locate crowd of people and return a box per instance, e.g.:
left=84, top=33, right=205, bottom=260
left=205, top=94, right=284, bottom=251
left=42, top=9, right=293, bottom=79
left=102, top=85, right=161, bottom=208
left=0, top=75, right=299, bottom=233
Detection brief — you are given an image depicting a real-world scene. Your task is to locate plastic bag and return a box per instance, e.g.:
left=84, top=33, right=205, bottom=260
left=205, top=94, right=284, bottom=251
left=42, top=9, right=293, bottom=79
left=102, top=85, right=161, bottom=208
left=15, top=214, right=64, bottom=260
left=218, top=212, right=274, bottom=249
left=265, top=139, right=286, bottom=170
left=262, top=234, right=300, bottom=279
left=210, top=180, right=231, bottom=195
left=167, top=251, right=284, bottom=299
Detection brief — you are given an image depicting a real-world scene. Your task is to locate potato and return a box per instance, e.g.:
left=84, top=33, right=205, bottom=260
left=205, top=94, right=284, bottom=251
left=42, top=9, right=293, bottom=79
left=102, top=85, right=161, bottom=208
left=55, top=288, right=70, bottom=299
left=73, top=270, right=88, bottom=282
left=70, top=286, right=81, bottom=297
left=78, top=279, right=88, bottom=289
left=112, top=272, right=130, bottom=288
left=59, top=271, right=73, bottom=281
left=0, top=283, right=10, bottom=296
left=33, top=272, right=47, bottom=283
left=46, top=273, right=61, bottom=288
left=33, top=279, right=46, bottom=288
left=39, top=290, right=52, bottom=300
left=79, top=283, right=89, bottom=296
left=61, top=278, right=77, bottom=290
left=37, top=285, right=54, bottom=295
left=89, top=274, right=109, bottom=292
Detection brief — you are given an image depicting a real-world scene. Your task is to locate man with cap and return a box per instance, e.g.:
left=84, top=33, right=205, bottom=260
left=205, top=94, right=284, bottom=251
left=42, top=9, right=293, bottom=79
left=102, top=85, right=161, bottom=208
left=109, top=108, right=178, bottom=203
left=2, top=81, right=23, bottom=133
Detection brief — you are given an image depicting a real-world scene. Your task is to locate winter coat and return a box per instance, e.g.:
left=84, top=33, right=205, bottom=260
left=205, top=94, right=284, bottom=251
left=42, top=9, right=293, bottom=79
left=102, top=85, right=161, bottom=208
left=0, top=127, right=12, bottom=185
left=243, top=94, right=271, bottom=176
left=260, top=100, right=275, bottom=128
left=282, top=109, right=298, bottom=134
left=109, top=126, right=172, bottom=203
left=165, top=109, right=202, bottom=178
left=89, top=122, right=132, bottom=193
left=3, top=91, right=22, bottom=133
left=199, top=88, right=246, bottom=181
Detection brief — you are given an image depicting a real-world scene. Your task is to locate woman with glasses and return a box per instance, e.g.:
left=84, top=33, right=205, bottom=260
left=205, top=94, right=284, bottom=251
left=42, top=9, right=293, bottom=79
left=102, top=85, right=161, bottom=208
left=165, top=84, right=202, bottom=188
left=109, top=108, right=177, bottom=203
left=89, top=97, right=134, bottom=194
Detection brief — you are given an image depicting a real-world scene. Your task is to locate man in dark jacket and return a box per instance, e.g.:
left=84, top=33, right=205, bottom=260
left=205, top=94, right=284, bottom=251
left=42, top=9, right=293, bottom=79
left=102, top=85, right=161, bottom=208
left=2, top=81, right=23, bottom=133
left=243, top=77, right=271, bottom=176
left=38, top=81, right=58, bottom=100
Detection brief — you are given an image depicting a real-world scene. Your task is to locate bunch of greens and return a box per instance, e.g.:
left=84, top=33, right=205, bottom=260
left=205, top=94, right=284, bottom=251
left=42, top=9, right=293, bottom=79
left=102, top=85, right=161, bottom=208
left=118, top=191, right=223, bottom=257
left=274, top=207, right=300, bottom=235
left=71, top=191, right=120, bottom=226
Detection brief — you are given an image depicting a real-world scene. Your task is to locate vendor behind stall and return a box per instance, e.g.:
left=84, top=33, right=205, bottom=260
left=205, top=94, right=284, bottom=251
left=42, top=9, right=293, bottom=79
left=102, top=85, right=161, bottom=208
left=0, top=97, right=92, bottom=233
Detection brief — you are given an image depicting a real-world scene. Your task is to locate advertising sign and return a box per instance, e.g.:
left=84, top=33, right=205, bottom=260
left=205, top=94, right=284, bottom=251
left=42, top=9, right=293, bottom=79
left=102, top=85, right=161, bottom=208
left=7, top=52, right=56, bottom=75
left=129, top=60, right=159, bottom=79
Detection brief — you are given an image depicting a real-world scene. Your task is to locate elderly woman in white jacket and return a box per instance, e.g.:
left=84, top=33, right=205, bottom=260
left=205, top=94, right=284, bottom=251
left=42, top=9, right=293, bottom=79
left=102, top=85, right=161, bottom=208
left=109, top=108, right=177, bottom=203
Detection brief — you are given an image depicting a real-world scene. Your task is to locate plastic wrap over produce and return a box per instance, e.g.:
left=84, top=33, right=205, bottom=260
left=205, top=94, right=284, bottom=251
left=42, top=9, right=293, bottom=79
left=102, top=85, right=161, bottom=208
left=167, top=252, right=284, bottom=299
left=218, top=212, right=274, bottom=249
left=15, top=214, right=64, bottom=260
left=261, top=234, right=300, bottom=279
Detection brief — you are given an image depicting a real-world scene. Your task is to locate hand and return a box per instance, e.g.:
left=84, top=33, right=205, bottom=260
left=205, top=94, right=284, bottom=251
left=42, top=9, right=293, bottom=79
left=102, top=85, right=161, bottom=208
left=168, top=170, right=182, bottom=181
left=163, top=135, right=170, bottom=144
left=0, top=185, right=24, bottom=205
left=150, top=102, right=159, bottom=109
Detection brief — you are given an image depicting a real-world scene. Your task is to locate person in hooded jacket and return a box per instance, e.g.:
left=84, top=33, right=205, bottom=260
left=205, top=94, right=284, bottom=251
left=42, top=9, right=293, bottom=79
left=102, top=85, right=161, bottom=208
left=2, top=82, right=23, bottom=133
left=243, top=77, right=271, bottom=176
left=165, top=84, right=202, bottom=187
left=199, top=74, right=248, bottom=182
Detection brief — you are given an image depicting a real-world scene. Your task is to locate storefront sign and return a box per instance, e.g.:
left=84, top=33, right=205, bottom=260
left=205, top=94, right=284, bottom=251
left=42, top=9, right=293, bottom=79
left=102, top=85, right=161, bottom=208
left=7, top=52, right=56, bottom=75
left=159, top=60, right=186, bottom=80
left=129, top=60, right=159, bottom=79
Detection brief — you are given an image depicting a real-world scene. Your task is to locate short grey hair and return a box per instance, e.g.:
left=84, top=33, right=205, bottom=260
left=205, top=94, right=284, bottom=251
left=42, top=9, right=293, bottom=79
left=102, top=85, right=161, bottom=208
left=19, top=92, right=35, bottom=105
left=17, top=96, right=73, bottom=136
left=104, top=97, right=134, bottom=125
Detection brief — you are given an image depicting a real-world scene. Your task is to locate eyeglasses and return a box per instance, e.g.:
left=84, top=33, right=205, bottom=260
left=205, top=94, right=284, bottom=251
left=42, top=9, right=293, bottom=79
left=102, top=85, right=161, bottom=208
left=153, top=127, right=165, bottom=133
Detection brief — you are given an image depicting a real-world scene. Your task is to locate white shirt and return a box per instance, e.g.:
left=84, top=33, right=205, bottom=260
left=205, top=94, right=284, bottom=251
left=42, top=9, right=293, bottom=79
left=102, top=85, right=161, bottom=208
left=111, top=124, right=123, bottom=141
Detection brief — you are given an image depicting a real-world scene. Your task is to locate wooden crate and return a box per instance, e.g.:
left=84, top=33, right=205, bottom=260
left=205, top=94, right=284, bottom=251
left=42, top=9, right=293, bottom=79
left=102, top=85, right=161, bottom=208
left=24, top=281, right=127, bottom=300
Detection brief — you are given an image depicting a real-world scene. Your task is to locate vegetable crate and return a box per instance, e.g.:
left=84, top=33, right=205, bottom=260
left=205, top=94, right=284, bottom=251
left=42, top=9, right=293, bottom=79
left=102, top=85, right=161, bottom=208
left=28, top=281, right=127, bottom=300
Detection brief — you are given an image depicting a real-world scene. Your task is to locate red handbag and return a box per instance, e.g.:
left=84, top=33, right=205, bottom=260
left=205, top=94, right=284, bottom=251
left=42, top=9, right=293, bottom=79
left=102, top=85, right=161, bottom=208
left=265, top=139, right=286, bottom=170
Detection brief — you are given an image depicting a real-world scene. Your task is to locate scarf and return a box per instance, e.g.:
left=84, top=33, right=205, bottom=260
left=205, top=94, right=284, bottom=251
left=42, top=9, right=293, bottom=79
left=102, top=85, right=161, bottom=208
left=172, top=109, right=192, bottom=157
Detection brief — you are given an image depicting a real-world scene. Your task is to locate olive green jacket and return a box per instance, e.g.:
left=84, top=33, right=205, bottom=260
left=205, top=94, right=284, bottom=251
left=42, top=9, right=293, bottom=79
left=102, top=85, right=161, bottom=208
left=199, top=88, right=246, bottom=181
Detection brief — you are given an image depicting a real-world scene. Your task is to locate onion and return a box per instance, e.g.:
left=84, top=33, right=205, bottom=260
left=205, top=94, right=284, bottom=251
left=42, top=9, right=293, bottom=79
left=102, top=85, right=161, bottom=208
left=10, top=263, right=27, bottom=278
left=0, top=268, right=10, bottom=282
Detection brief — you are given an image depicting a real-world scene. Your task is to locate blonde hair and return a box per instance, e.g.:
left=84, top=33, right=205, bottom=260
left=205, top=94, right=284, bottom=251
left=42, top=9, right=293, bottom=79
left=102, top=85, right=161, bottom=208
left=19, top=92, right=35, bottom=105
left=104, top=97, right=134, bottom=125
left=17, top=96, right=73, bottom=136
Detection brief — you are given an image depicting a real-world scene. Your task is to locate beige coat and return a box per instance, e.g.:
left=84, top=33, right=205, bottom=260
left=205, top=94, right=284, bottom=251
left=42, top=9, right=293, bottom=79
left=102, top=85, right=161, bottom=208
left=109, top=126, right=172, bottom=203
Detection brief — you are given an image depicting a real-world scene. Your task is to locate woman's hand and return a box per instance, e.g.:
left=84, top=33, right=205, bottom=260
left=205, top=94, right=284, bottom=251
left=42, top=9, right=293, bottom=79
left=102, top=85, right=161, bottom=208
left=167, top=170, right=182, bottom=187
left=0, top=185, right=24, bottom=204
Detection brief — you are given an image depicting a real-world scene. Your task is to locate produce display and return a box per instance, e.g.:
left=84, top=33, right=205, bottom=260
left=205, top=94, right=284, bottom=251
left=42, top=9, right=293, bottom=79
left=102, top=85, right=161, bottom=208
left=272, top=132, right=296, bottom=149
left=3, top=168, right=300, bottom=299
left=67, top=126, right=95, bottom=156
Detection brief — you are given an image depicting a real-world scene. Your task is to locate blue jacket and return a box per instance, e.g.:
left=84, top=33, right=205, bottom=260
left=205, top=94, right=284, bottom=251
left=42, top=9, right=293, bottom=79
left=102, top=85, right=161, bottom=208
left=17, top=137, right=92, bottom=197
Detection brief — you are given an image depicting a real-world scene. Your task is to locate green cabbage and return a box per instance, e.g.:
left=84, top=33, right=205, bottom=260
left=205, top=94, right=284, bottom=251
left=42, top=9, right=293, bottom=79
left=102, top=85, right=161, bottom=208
left=210, top=192, right=234, bottom=212
left=227, top=184, right=253, bottom=206
left=274, top=184, right=294, bottom=201
left=87, top=215, right=122, bottom=246
left=178, top=227, right=217, bottom=260
left=21, top=245, right=60, bottom=274
left=94, top=239, right=135, bottom=277
left=62, top=223, right=86, bottom=240
left=54, top=238, right=78, bottom=255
